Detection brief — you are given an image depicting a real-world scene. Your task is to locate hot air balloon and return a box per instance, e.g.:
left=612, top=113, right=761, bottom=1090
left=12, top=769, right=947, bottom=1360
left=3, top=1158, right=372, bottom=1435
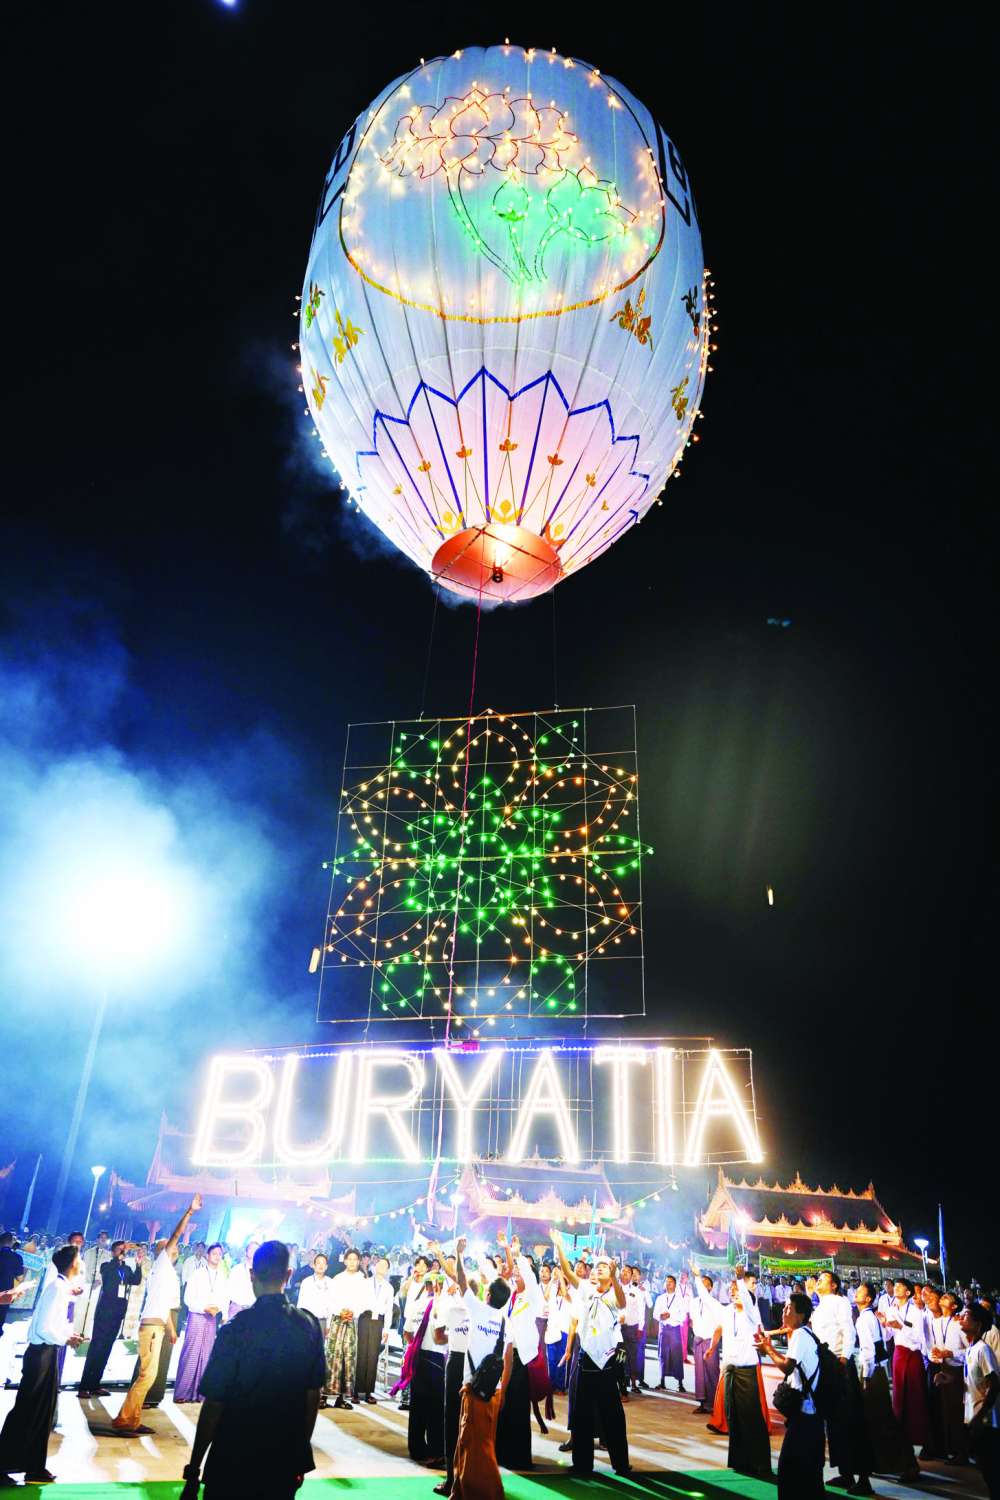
left=300, top=43, right=708, bottom=602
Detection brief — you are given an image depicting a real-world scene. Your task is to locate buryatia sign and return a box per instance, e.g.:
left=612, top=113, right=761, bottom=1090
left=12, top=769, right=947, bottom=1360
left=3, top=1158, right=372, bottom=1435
left=192, top=1041, right=762, bottom=1171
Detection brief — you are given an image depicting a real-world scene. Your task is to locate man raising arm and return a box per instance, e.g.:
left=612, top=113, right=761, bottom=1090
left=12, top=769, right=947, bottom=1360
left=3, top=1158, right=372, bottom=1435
left=112, top=1195, right=201, bottom=1434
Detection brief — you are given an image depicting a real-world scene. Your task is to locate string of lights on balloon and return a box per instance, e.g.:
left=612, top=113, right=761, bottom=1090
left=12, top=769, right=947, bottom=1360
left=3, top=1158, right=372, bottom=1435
left=292, top=269, right=718, bottom=534
left=314, top=708, right=648, bottom=1030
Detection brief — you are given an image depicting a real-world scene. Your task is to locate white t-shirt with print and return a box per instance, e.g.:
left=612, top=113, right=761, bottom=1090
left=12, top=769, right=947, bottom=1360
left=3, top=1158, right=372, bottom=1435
left=436, top=1285, right=470, bottom=1356
left=462, top=1288, right=511, bottom=1384
left=575, top=1286, right=624, bottom=1370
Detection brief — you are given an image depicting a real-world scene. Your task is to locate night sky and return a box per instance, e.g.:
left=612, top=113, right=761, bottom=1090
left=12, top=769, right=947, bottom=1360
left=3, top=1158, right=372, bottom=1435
left=2, top=6, right=993, bottom=1277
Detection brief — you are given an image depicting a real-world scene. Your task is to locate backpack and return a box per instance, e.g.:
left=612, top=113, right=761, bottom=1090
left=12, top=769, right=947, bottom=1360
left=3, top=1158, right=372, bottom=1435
left=772, top=1327, right=844, bottom=1420
left=468, top=1324, right=506, bottom=1401
left=804, top=1326, right=847, bottom=1420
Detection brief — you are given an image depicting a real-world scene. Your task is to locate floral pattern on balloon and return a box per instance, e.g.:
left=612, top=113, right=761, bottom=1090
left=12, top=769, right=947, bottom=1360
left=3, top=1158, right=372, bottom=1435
left=379, top=86, right=636, bottom=285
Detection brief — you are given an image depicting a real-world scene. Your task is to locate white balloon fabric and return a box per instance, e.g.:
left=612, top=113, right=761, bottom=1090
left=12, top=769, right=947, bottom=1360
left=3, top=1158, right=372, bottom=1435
left=300, top=43, right=707, bottom=602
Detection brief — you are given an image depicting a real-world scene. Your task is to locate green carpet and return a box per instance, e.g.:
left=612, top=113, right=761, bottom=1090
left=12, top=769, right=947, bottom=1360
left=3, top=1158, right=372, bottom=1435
left=3, top=1470, right=836, bottom=1498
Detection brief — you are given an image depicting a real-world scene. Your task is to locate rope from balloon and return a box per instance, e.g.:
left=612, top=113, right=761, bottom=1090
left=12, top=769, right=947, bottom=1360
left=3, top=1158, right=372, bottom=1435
left=443, top=573, right=484, bottom=1048
left=428, top=569, right=485, bottom=1215
left=418, top=581, right=441, bottom=721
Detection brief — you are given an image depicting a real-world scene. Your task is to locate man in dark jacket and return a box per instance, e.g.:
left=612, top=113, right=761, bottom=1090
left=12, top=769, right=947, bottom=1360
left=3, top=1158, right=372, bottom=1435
left=179, top=1240, right=325, bottom=1500
left=78, top=1241, right=145, bottom=1396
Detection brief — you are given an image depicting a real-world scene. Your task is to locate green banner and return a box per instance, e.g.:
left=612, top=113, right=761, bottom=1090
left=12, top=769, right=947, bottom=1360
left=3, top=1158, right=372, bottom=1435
left=692, top=1252, right=735, bottom=1272
left=759, top=1254, right=835, bottom=1275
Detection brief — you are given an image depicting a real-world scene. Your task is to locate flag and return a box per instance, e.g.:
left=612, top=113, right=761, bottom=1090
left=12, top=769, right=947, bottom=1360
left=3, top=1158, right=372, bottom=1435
left=938, top=1203, right=949, bottom=1289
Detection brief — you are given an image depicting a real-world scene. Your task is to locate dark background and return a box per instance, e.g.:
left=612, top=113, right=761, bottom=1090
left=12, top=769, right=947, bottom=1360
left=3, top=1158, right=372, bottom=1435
left=2, top=5, right=994, bottom=1276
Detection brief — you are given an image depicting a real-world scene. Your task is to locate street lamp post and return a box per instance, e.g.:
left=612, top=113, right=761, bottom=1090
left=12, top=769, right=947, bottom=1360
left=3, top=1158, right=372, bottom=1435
left=83, top=1165, right=106, bottom=1241
left=914, top=1237, right=929, bottom=1281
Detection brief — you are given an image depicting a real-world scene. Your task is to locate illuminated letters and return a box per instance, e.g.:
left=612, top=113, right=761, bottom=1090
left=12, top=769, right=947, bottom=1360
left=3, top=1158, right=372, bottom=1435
left=192, top=1055, right=274, bottom=1168
left=654, top=1046, right=677, bottom=1165
left=506, top=1049, right=580, bottom=1163
left=273, top=1052, right=353, bottom=1166
left=351, top=1050, right=424, bottom=1163
left=189, top=1041, right=762, bottom=1170
left=594, top=1047, right=648, bottom=1163
left=434, top=1048, right=503, bottom=1162
left=685, top=1048, right=763, bottom=1166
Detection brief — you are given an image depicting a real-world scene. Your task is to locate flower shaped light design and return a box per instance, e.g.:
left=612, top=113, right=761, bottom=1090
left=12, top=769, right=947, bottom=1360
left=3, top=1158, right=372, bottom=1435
left=380, top=87, right=633, bottom=285
left=381, top=88, right=578, bottom=180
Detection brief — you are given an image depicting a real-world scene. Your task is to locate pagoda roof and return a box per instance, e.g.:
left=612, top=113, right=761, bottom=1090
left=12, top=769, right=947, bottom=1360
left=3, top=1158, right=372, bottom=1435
left=699, top=1168, right=904, bottom=1247
left=459, top=1156, right=630, bottom=1233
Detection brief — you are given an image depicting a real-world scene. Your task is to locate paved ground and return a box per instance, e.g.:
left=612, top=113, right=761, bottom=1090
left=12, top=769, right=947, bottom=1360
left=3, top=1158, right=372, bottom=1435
left=0, top=1334, right=990, bottom=1496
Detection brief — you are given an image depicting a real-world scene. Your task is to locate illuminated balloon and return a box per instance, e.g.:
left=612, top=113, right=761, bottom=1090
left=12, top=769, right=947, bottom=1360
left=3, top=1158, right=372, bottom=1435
left=300, top=44, right=708, bottom=602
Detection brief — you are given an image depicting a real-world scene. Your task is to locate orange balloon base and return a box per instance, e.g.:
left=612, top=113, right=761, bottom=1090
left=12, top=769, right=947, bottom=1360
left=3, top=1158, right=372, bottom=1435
left=431, top=524, right=563, bottom=603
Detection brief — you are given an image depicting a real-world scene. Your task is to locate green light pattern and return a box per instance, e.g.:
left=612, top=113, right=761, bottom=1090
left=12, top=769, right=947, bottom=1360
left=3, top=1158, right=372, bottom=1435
left=320, top=708, right=647, bottom=1029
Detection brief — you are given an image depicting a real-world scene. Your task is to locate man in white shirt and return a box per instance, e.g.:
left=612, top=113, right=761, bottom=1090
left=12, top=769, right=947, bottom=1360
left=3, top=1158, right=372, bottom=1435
left=564, top=1247, right=631, bottom=1477
left=182, top=1243, right=207, bottom=1285
left=297, top=1252, right=338, bottom=1332
left=549, top=1239, right=598, bottom=1452
left=225, top=1240, right=260, bottom=1322
left=405, top=1266, right=447, bottom=1464
left=622, top=1265, right=650, bottom=1393
left=852, top=1279, right=916, bottom=1485
left=707, top=1272, right=771, bottom=1479
left=929, top=1289, right=968, bottom=1462
left=174, top=1242, right=228, bottom=1404
left=876, top=1280, right=896, bottom=1364
left=756, top=1275, right=773, bottom=1330
left=356, top=1255, right=394, bottom=1405
left=755, top=1290, right=824, bottom=1496
left=653, top=1274, right=689, bottom=1392
left=326, top=1248, right=370, bottom=1410
left=633, top=1267, right=654, bottom=1387
left=112, top=1195, right=200, bottom=1434
left=689, top=1269, right=723, bottom=1413
left=813, top=1269, right=858, bottom=1488
left=433, top=1258, right=470, bottom=1495
left=878, top=1277, right=930, bottom=1452
left=0, top=1243, right=84, bottom=1485
left=495, top=1233, right=538, bottom=1472
left=960, top=1302, right=999, bottom=1494
left=38, top=1230, right=86, bottom=1383
left=178, top=1243, right=207, bottom=1335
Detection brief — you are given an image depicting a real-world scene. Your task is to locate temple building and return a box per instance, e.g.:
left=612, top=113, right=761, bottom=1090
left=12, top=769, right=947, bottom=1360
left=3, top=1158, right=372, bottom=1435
left=456, top=1155, right=646, bottom=1248
left=698, top=1168, right=925, bottom=1277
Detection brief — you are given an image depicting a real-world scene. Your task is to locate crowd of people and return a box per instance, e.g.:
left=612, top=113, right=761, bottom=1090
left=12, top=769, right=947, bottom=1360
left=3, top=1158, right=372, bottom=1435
left=0, top=1208, right=998, bottom=1497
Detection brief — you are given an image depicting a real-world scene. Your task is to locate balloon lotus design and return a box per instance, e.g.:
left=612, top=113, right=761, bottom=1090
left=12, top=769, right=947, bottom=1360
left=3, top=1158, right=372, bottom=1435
left=380, top=87, right=635, bottom=286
